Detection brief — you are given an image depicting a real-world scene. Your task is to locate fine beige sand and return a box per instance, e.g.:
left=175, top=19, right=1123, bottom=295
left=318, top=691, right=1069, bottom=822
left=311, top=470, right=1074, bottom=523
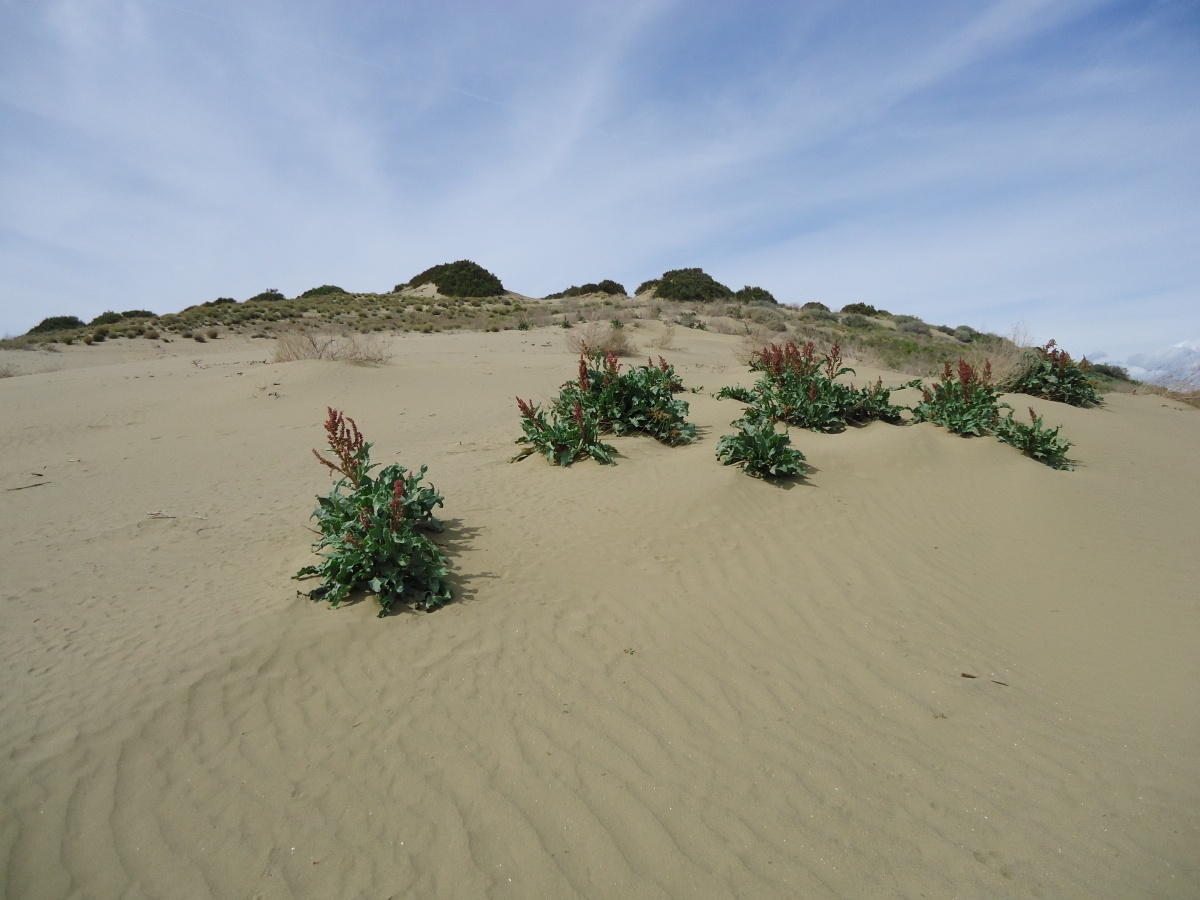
left=2, top=325, right=1197, bottom=898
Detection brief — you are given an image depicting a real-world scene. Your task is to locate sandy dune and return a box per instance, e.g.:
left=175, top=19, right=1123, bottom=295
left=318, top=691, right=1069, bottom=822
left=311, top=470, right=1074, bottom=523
left=1, top=325, right=1197, bottom=898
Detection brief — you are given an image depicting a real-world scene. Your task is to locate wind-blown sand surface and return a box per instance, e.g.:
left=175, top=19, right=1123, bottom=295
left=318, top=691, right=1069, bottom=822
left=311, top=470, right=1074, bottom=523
left=2, top=326, right=1197, bottom=898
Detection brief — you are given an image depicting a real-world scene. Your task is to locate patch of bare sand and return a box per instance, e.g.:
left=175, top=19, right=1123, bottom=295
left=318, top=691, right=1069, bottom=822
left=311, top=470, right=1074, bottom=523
left=1, top=326, right=1197, bottom=898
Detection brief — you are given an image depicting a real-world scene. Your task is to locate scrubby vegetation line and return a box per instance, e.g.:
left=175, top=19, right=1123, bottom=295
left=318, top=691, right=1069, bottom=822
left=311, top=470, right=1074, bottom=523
left=8, top=259, right=1164, bottom=402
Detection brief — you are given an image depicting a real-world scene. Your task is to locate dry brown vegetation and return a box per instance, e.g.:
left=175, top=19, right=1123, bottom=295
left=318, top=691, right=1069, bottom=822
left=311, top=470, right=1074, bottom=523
left=565, top=321, right=638, bottom=357
left=272, top=330, right=391, bottom=364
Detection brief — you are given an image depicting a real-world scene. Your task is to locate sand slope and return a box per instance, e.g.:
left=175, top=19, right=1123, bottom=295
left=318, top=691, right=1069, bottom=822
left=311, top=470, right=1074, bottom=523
left=2, top=327, right=1197, bottom=898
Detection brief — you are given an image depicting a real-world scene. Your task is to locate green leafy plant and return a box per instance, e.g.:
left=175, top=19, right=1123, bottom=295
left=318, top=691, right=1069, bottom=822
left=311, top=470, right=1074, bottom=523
left=1004, top=340, right=1102, bottom=407
left=715, top=385, right=756, bottom=403
left=995, top=407, right=1073, bottom=469
left=513, top=397, right=616, bottom=466
left=513, top=351, right=696, bottom=466
left=295, top=408, right=451, bottom=616
left=910, top=359, right=1005, bottom=436
left=716, top=417, right=807, bottom=480
left=729, top=340, right=908, bottom=433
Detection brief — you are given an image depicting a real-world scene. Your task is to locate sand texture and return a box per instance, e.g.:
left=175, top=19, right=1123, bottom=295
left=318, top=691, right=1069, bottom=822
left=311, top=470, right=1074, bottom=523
left=2, top=327, right=1198, bottom=898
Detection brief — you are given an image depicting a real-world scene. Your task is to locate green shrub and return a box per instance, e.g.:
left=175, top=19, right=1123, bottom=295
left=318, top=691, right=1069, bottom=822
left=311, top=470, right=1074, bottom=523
left=841, top=313, right=872, bottom=328
left=294, top=408, right=451, bottom=616
left=120, top=309, right=156, bottom=319
left=802, top=308, right=837, bottom=322
left=735, top=286, right=777, bottom=304
left=646, top=268, right=733, bottom=303
left=716, top=417, right=806, bottom=480
left=911, top=359, right=1004, bottom=436
left=801, top=302, right=829, bottom=312
left=246, top=290, right=284, bottom=303
left=89, top=311, right=123, bottom=326
left=635, top=278, right=661, bottom=295
left=28, top=315, right=85, bottom=334
left=1004, top=340, right=1101, bottom=407
left=205, top=296, right=238, bottom=306
left=404, top=260, right=504, bottom=297
left=1089, top=363, right=1131, bottom=381
left=545, top=279, right=627, bottom=299
left=300, top=285, right=347, bottom=298
left=840, top=302, right=888, bottom=317
left=899, top=320, right=931, bottom=336
left=995, top=407, right=1073, bottom=469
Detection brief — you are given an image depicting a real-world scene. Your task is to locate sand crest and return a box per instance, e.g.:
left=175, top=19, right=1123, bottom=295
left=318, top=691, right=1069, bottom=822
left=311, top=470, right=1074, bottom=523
left=1, top=327, right=1197, bottom=898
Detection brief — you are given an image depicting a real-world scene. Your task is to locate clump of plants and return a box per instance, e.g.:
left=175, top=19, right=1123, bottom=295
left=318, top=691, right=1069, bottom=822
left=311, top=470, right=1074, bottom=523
left=910, top=357, right=1074, bottom=469
left=716, top=417, right=806, bottom=480
left=402, top=260, right=504, bottom=298
left=719, top=340, right=908, bottom=433
left=1004, top=340, right=1102, bottom=407
left=910, top=358, right=1003, bottom=436
left=514, top=351, right=697, bottom=465
left=995, top=407, right=1073, bottom=470
left=513, top=396, right=616, bottom=466
left=294, top=408, right=451, bottom=616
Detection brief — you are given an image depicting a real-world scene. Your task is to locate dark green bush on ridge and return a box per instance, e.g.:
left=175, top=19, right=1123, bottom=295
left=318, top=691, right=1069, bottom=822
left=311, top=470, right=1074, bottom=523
left=840, top=302, right=889, bottom=317
left=28, top=315, right=86, bottom=334
left=735, top=286, right=777, bottom=304
left=643, top=268, right=733, bottom=303
left=403, top=260, right=504, bottom=298
left=89, top=311, right=123, bottom=326
left=246, top=290, right=284, bottom=303
left=545, top=280, right=626, bottom=299
left=300, top=285, right=348, bottom=299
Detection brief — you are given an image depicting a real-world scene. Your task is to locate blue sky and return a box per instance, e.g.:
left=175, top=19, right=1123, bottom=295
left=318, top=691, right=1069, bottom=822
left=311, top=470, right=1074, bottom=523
left=2, top=0, right=1197, bottom=368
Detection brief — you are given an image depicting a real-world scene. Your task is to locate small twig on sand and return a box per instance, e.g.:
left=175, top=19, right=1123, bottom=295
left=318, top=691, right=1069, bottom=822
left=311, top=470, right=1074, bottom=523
left=7, top=482, right=50, bottom=491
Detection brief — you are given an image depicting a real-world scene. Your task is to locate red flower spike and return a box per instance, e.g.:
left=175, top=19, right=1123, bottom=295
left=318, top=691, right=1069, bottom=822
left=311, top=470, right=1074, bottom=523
left=313, top=406, right=367, bottom=486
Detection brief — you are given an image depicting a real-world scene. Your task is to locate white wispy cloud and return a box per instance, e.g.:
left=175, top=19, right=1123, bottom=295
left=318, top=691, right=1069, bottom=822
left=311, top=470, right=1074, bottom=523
left=1, top=0, right=1195, bottom=365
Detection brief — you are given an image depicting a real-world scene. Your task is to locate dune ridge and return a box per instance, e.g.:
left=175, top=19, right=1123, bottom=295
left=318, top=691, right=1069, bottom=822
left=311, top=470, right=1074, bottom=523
left=2, top=327, right=1197, bottom=898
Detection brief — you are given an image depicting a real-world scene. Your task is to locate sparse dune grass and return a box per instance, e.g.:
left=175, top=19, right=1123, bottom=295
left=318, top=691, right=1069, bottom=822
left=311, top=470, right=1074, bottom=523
left=273, top=329, right=391, bottom=364
left=565, top=320, right=638, bottom=357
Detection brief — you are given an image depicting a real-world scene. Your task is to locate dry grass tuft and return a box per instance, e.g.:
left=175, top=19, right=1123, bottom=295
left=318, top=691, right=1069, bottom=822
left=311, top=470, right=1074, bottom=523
left=273, top=330, right=391, bottom=364
left=649, top=322, right=679, bottom=351
left=566, top=321, right=638, bottom=357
